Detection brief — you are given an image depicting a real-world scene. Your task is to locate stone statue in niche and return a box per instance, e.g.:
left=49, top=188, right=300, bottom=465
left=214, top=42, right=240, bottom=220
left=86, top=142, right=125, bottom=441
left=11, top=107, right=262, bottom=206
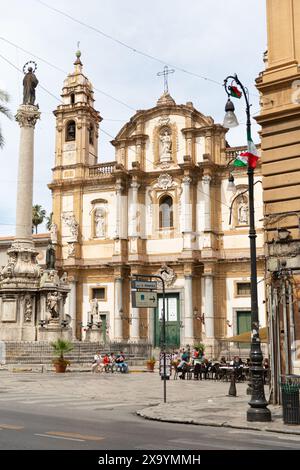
left=159, top=129, right=172, bottom=162
left=237, top=198, right=249, bottom=225
left=94, top=208, right=105, bottom=238
left=24, top=297, right=33, bottom=322
left=47, top=291, right=62, bottom=319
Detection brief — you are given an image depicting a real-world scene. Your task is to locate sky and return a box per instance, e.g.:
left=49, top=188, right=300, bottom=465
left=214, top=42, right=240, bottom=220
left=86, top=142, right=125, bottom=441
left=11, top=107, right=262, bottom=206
left=0, top=0, right=267, bottom=235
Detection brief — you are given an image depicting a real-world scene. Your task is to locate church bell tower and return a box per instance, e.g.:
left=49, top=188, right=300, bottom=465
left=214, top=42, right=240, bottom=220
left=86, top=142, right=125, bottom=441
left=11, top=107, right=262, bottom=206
left=53, top=49, right=102, bottom=179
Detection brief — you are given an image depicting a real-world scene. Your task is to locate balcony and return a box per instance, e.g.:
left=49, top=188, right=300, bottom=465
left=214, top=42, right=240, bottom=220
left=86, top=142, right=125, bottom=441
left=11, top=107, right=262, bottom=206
left=88, top=162, right=116, bottom=177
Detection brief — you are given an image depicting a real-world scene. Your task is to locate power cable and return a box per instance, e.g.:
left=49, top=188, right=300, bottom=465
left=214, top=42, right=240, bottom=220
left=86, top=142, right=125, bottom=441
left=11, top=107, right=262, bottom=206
left=35, top=0, right=261, bottom=100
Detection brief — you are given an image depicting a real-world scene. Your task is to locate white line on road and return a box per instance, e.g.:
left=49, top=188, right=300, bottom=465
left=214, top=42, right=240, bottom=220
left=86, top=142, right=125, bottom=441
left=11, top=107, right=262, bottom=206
left=34, top=433, right=85, bottom=442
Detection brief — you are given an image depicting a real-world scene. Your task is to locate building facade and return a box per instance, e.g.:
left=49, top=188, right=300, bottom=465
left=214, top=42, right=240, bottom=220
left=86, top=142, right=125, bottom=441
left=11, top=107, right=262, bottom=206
left=256, top=0, right=300, bottom=397
left=47, top=50, right=266, bottom=356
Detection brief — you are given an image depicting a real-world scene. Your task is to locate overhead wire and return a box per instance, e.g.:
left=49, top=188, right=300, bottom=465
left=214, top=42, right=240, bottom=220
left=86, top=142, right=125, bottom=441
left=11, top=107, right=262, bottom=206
left=34, top=0, right=261, bottom=100
left=0, top=45, right=263, bottom=229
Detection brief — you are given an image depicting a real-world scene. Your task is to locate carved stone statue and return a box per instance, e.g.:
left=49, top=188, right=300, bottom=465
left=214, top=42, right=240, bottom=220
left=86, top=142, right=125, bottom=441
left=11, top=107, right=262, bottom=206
left=160, top=130, right=172, bottom=161
left=23, top=67, right=38, bottom=105
left=46, top=242, right=56, bottom=270
left=24, top=296, right=33, bottom=322
left=95, top=208, right=105, bottom=238
left=238, top=199, right=249, bottom=225
left=62, top=213, right=79, bottom=241
left=47, top=291, right=62, bottom=319
left=90, top=298, right=99, bottom=323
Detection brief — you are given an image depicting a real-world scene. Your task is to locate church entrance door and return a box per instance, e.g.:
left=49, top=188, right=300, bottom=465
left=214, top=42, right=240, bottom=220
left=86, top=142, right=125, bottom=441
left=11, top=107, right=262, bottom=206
left=154, top=293, right=180, bottom=349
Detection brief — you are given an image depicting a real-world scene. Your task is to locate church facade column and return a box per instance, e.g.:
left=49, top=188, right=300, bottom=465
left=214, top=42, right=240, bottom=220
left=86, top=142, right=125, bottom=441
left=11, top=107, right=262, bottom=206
left=129, top=266, right=141, bottom=343
left=129, top=181, right=140, bottom=238
left=183, top=274, right=194, bottom=345
left=114, top=276, right=123, bottom=341
left=182, top=175, right=193, bottom=251
left=204, top=274, right=214, bottom=338
left=68, top=278, right=77, bottom=340
left=202, top=174, right=212, bottom=249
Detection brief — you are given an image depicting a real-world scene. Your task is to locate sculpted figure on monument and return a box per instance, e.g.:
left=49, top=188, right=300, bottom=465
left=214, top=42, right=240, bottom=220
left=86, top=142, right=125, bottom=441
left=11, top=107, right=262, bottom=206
left=46, top=242, right=56, bottom=270
left=238, top=198, right=249, bottom=225
left=23, top=66, right=38, bottom=106
left=95, top=208, right=105, bottom=238
left=160, top=129, right=172, bottom=161
left=47, top=291, right=61, bottom=318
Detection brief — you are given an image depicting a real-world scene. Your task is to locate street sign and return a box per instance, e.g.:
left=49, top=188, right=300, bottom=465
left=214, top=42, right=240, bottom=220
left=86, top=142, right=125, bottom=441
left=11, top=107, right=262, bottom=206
left=132, top=291, right=158, bottom=308
left=131, top=280, right=157, bottom=290
left=159, top=353, right=172, bottom=377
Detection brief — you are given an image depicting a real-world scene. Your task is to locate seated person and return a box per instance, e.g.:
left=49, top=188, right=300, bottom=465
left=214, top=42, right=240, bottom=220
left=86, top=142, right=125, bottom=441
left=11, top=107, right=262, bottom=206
left=116, top=351, right=128, bottom=373
left=108, top=352, right=116, bottom=372
left=91, top=351, right=102, bottom=373
left=220, top=356, right=227, bottom=365
left=103, top=353, right=110, bottom=372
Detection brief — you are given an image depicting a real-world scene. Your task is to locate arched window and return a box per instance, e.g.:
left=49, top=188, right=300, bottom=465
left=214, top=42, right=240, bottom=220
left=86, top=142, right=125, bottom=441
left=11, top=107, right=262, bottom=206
left=70, top=93, right=75, bottom=105
left=159, top=195, right=173, bottom=228
left=66, top=120, right=76, bottom=141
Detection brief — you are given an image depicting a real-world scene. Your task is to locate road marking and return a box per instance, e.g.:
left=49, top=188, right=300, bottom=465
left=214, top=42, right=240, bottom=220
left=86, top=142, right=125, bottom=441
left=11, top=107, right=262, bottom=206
left=34, top=433, right=85, bottom=442
left=0, top=424, right=24, bottom=430
left=46, top=431, right=105, bottom=441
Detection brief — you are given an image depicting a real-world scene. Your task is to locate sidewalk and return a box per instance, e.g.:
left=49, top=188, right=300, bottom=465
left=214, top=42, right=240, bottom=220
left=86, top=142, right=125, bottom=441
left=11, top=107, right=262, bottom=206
left=137, top=381, right=300, bottom=436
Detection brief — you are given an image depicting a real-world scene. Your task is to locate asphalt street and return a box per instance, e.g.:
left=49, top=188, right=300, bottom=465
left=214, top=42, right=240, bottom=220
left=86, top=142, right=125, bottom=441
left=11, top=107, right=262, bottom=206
left=0, top=371, right=299, bottom=450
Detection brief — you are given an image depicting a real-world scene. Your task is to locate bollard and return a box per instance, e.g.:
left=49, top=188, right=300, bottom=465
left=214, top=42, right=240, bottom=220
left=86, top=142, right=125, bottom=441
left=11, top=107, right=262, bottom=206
left=228, top=369, right=237, bottom=397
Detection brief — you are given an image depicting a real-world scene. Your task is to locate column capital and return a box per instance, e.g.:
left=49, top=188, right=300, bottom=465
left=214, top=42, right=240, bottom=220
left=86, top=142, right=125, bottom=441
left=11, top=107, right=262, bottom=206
left=15, top=105, right=40, bottom=128
left=130, top=181, right=140, bottom=190
left=182, top=175, right=192, bottom=185
left=202, top=174, right=212, bottom=184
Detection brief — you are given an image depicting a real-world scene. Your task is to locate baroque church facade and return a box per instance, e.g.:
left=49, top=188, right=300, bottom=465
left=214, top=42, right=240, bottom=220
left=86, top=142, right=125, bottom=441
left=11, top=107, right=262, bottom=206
left=49, top=52, right=266, bottom=355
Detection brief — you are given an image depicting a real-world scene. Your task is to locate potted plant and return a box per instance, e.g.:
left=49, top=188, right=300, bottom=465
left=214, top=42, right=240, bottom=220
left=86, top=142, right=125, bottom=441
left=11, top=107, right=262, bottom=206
left=146, top=357, right=156, bottom=372
left=51, top=338, right=73, bottom=373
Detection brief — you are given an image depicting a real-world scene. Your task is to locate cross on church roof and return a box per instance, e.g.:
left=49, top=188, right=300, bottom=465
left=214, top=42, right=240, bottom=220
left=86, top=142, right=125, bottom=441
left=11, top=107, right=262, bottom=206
left=157, top=65, right=175, bottom=94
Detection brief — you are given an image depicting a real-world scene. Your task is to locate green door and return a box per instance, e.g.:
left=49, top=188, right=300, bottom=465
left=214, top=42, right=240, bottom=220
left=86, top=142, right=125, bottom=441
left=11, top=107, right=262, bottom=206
left=154, top=294, right=180, bottom=349
left=237, top=310, right=251, bottom=348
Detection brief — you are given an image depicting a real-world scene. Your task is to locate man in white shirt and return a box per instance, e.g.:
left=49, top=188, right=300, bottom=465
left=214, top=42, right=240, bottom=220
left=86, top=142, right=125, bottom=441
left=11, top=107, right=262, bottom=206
left=91, top=351, right=102, bottom=373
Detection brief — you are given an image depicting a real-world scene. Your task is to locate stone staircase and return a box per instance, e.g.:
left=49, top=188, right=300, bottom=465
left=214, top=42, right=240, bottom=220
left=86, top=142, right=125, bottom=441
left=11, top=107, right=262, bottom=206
left=1, top=341, right=152, bottom=366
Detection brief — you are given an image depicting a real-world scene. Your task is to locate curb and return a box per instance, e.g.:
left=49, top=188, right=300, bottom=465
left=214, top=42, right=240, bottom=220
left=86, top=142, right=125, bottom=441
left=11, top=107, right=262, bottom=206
left=136, top=407, right=300, bottom=436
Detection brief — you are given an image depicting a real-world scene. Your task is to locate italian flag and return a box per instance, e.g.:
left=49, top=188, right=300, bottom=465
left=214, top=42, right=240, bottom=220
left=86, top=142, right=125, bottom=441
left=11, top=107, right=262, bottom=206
left=234, top=138, right=259, bottom=169
left=229, top=85, right=242, bottom=99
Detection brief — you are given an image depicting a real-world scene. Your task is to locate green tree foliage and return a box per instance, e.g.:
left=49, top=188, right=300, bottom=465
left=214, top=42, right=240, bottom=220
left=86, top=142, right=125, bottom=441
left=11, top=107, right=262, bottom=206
left=32, top=204, right=46, bottom=234
left=0, top=89, right=12, bottom=148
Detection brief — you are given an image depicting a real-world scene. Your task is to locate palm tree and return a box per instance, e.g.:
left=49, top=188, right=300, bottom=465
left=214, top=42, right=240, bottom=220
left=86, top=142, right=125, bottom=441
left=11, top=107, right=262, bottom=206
left=0, top=89, right=12, bottom=148
left=46, top=211, right=53, bottom=231
left=32, top=204, right=46, bottom=234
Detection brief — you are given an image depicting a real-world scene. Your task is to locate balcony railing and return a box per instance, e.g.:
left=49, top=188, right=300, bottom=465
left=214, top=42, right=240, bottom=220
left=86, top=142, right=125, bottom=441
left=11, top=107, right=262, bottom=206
left=88, top=162, right=116, bottom=177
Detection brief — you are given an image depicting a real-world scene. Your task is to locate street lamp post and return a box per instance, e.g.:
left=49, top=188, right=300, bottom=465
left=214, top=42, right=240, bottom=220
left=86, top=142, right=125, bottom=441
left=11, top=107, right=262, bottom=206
left=223, top=74, right=271, bottom=422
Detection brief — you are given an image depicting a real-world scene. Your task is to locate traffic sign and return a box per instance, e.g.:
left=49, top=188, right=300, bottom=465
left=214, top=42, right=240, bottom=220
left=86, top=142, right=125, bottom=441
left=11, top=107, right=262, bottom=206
left=131, top=280, right=157, bottom=290
left=132, top=291, right=158, bottom=308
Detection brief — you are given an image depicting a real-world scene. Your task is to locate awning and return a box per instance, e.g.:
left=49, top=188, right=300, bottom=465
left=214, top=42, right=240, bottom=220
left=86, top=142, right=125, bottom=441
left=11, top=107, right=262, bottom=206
left=224, top=327, right=268, bottom=343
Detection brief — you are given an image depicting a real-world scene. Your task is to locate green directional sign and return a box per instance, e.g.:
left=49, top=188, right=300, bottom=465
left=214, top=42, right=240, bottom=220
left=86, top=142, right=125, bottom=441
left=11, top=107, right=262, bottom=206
left=132, top=291, right=158, bottom=308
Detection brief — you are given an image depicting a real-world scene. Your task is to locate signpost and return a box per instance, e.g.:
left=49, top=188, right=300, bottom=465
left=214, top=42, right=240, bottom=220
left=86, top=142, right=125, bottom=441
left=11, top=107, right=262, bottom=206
left=131, top=272, right=167, bottom=403
left=131, top=280, right=157, bottom=290
left=132, top=291, right=157, bottom=308
left=159, top=352, right=171, bottom=379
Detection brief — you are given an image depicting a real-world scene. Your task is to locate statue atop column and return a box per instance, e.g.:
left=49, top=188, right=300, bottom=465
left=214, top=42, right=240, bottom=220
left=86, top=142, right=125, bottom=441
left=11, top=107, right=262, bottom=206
left=46, top=241, right=56, bottom=270
left=23, top=62, right=38, bottom=106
